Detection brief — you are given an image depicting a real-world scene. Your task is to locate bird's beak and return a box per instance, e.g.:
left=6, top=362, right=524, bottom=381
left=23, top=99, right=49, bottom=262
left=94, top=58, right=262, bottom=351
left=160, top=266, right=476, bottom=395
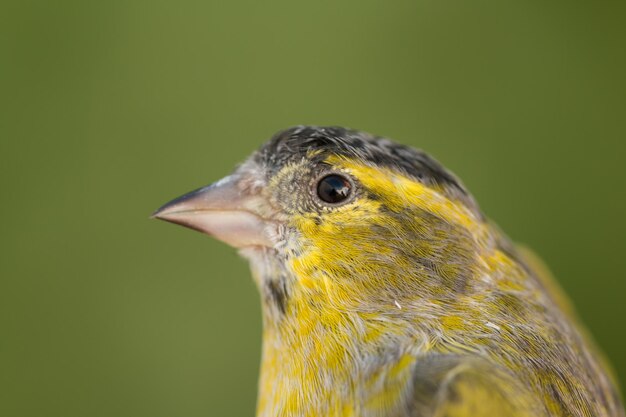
left=152, top=175, right=275, bottom=249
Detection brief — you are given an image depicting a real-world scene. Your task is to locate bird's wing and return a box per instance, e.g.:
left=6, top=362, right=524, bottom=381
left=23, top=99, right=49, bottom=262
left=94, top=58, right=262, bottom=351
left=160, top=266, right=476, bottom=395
left=409, top=355, right=545, bottom=417
left=516, top=245, right=625, bottom=412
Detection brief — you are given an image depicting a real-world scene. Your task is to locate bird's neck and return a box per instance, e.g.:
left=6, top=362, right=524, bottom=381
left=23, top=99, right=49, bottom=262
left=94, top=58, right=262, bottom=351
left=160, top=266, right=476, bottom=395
left=242, top=247, right=434, bottom=417
left=256, top=305, right=419, bottom=417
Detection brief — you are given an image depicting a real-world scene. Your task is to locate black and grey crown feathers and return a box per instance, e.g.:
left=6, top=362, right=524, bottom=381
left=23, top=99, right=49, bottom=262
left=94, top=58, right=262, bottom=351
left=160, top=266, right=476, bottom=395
left=256, top=126, right=477, bottom=210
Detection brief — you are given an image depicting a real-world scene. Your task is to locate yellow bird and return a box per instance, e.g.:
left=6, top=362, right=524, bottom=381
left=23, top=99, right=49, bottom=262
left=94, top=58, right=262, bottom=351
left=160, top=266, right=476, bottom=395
left=153, top=126, right=624, bottom=417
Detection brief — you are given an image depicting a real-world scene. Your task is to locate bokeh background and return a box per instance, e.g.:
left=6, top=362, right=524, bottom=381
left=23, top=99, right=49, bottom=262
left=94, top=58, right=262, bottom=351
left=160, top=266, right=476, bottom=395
left=2, top=1, right=625, bottom=416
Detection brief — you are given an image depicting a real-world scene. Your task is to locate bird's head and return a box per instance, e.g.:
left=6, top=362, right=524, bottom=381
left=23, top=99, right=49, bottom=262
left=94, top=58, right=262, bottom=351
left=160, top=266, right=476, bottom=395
left=154, top=126, right=488, bottom=319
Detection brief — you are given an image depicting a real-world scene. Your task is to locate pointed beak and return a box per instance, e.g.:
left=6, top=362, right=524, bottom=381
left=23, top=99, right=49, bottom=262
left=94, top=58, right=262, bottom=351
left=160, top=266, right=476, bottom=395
left=152, top=175, right=275, bottom=249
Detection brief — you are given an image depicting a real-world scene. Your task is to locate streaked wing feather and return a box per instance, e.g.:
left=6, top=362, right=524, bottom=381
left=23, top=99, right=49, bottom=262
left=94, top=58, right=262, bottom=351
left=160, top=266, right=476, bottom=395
left=410, top=355, right=544, bottom=417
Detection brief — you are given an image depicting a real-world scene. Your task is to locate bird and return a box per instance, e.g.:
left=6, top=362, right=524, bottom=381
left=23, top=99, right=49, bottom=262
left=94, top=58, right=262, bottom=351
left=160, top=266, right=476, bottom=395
left=153, top=126, right=624, bottom=417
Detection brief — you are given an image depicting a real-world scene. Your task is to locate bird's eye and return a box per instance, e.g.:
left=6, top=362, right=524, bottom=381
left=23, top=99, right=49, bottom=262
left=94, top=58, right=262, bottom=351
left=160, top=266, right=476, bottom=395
left=316, top=174, right=353, bottom=204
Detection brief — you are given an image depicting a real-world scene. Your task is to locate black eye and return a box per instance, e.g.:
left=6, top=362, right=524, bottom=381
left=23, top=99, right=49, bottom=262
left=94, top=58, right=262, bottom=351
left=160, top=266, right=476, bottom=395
left=316, top=174, right=353, bottom=204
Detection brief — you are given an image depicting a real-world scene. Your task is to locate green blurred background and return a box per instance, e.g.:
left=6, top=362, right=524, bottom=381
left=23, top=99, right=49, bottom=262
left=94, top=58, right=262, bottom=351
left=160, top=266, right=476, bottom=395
left=2, top=1, right=625, bottom=416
